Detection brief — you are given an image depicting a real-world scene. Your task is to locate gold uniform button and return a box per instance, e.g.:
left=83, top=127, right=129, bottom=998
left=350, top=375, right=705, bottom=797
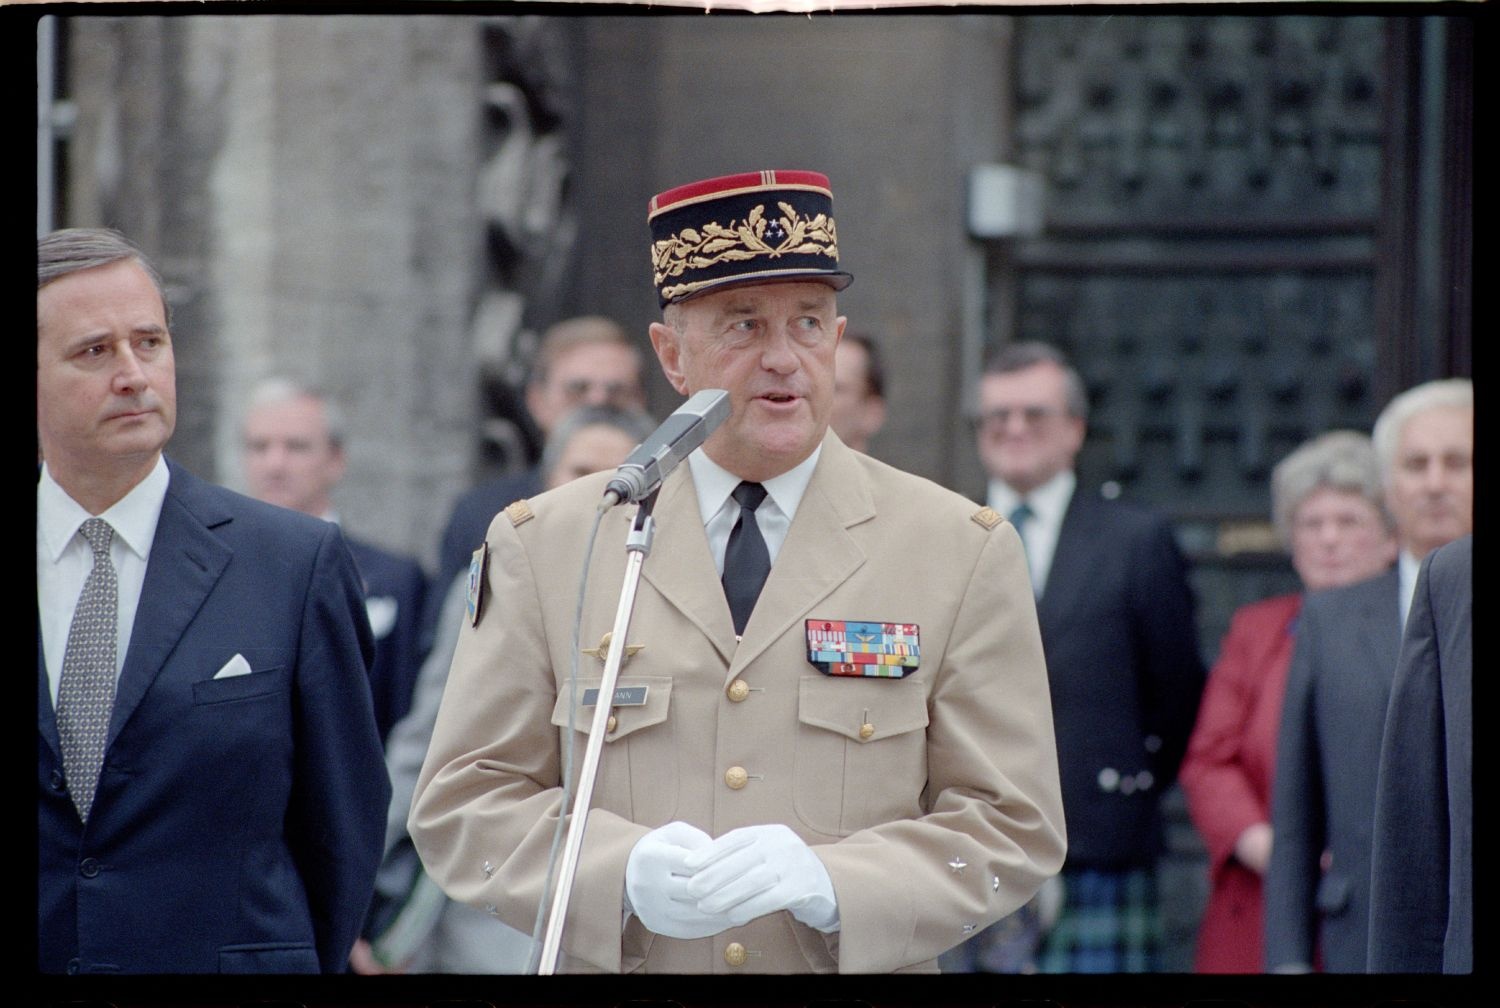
left=606, top=714, right=618, bottom=733
left=725, top=766, right=749, bottom=790
left=858, top=722, right=876, bottom=740
left=726, top=678, right=750, bottom=702
left=724, top=942, right=747, bottom=967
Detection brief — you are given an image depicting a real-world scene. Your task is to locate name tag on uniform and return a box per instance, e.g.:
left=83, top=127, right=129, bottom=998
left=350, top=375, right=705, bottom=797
left=806, top=619, right=920, bottom=678
left=582, top=686, right=650, bottom=707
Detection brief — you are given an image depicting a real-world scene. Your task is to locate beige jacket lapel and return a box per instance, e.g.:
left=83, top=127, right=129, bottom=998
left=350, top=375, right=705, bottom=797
left=731, top=434, right=873, bottom=674
left=639, top=434, right=875, bottom=681
left=638, top=467, right=739, bottom=666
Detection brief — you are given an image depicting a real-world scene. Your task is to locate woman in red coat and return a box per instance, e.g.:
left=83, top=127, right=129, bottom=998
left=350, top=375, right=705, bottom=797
left=1180, top=431, right=1396, bottom=973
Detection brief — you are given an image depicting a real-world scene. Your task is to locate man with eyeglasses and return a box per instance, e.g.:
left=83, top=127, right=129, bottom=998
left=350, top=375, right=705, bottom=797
left=434, top=315, right=648, bottom=590
left=953, top=341, right=1204, bottom=974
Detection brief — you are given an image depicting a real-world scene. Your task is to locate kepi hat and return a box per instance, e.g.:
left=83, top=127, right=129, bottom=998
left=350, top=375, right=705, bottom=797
left=648, top=169, right=853, bottom=307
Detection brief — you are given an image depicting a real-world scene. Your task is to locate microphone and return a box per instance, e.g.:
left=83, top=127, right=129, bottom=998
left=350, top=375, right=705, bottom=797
left=601, top=389, right=731, bottom=508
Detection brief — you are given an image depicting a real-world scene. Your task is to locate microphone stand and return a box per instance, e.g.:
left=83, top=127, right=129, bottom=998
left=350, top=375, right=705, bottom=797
left=537, top=492, right=658, bottom=974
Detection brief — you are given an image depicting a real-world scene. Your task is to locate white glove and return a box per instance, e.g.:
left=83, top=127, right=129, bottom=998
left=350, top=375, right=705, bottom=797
left=683, top=823, right=840, bottom=933
left=624, top=821, right=738, bottom=939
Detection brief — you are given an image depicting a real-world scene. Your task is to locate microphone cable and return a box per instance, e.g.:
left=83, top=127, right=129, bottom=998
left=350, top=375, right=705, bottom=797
left=524, top=500, right=609, bottom=974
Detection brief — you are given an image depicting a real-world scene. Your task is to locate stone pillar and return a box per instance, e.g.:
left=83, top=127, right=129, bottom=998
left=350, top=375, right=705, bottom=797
left=63, top=15, right=488, bottom=567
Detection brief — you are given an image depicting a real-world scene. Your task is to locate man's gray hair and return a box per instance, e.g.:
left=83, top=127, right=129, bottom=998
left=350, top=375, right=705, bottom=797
left=38, top=227, right=171, bottom=327
left=245, top=376, right=348, bottom=450
left=981, top=341, right=1089, bottom=421
left=1270, top=430, right=1390, bottom=546
left=539, top=404, right=658, bottom=485
left=1371, top=378, right=1473, bottom=485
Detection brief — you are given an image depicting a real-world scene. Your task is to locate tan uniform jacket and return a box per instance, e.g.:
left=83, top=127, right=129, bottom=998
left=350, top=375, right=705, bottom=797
left=410, top=433, right=1065, bottom=973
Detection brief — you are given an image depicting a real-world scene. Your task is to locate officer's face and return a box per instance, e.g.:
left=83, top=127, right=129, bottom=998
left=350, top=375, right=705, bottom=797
left=650, top=282, right=845, bottom=483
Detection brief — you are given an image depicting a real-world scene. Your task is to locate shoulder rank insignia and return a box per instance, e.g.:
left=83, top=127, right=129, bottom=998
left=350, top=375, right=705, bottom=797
left=806, top=619, right=920, bottom=678
left=971, top=506, right=1001, bottom=530
left=466, top=542, right=489, bottom=627
left=505, top=499, right=534, bottom=526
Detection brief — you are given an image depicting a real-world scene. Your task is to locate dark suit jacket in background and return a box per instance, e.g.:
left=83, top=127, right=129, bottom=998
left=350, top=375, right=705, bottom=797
left=435, top=466, right=541, bottom=590
left=425, top=466, right=542, bottom=653
left=1037, top=487, right=1206, bottom=870
left=1264, top=567, right=1400, bottom=973
left=1368, top=535, right=1472, bottom=973
left=345, top=536, right=428, bottom=744
left=38, top=460, right=391, bottom=974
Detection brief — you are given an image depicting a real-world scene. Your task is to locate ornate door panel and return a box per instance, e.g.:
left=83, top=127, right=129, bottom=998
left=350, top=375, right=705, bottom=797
left=999, top=14, right=1392, bottom=651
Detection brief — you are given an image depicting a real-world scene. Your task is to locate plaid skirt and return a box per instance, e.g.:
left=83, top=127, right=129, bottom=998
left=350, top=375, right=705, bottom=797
left=1036, top=866, right=1161, bottom=973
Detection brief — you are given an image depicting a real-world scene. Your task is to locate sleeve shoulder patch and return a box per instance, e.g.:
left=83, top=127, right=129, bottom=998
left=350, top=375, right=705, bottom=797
left=971, top=506, right=1002, bottom=530
left=505, top=499, right=534, bottom=527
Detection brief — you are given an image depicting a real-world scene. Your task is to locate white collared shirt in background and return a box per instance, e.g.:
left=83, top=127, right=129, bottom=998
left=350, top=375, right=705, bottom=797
left=688, top=445, right=822, bottom=576
left=1397, top=548, right=1421, bottom=632
left=37, top=456, right=170, bottom=706
left=987, top=468, right=1076, bottom=599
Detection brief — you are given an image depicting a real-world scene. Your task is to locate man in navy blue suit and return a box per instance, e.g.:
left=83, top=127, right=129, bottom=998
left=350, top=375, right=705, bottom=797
left=37, top=227, right=389, bottom=974
left=954, top=341, right=1204, bottom=974
left=241, top=377, right=429, bottom=743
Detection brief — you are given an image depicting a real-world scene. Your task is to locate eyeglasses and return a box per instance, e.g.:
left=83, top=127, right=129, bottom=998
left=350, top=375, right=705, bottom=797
left=972, top=405, right=1067, bottom=433
left=559, top=379, right=639, bottom=407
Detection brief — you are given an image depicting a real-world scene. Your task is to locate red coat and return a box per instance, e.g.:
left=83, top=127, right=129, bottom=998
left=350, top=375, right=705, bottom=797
left=1179, top=593, right=1302, bottom=973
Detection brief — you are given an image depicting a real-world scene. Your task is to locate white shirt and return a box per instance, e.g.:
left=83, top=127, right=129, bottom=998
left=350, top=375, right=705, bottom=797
left=1398, top=548, right=1422, bottom=632
left=687, top=445, right=821, bottom=576
left=37, top=456, right=170, bottom=706
left=987, top=468, right=1075, bottom=598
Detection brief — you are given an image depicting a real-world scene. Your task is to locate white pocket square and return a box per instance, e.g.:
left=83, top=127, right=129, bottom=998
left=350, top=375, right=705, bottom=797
left=213, top=653, right=254, bottom=679
left=365, top=595, right=398, bottom=639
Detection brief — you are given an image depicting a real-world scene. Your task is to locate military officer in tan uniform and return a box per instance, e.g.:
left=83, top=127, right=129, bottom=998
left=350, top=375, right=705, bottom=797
left=409, top=170, right=1065, bottom=973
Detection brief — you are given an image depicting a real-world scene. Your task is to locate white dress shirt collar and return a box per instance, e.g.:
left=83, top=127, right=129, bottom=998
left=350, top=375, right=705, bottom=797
left=687, top=445, right=822, bottom=573
left=986, top=468, right=1076, bottom=597
left=38, top=455, right=170, bottom=564
left=1398, top=548, right=1422, bottom=631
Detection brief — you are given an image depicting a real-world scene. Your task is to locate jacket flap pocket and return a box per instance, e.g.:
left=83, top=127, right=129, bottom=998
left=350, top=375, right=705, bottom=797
left=550, top=676, right=673, bottom=740
left=797, top=675, right=928, bottom=742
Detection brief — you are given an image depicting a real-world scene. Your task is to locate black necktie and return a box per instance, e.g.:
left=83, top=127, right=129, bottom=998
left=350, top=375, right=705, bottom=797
left=722, top=482, right=770, bottom=635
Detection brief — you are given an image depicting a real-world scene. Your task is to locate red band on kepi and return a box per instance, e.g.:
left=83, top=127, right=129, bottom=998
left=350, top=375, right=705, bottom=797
left=648, top=170, right=854, bottom=307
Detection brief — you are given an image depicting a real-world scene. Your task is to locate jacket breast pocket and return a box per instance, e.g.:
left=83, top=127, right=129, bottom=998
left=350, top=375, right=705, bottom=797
left=217, top=941, right=319, bottom=973
left=793, top=675, right=929, bottom=836
left=551, top=675, right=676, bottom=824
left=191, top=666, right=291, bottom=705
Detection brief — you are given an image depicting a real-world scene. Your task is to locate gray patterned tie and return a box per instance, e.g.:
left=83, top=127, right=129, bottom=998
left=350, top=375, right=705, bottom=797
left=56, top=518, right=118, bottom=822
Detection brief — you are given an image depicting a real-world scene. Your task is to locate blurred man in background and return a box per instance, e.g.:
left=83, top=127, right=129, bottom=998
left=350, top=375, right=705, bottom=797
left=242, top=377, right=428, bottom=744
left=829, top=330, right=887, bottom=455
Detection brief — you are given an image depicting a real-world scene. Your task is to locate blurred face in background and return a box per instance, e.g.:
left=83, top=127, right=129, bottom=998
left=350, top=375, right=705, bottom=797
left=1289, top=486, right=1397, bottom=592
left=242, top=394, right=344, bottom=517
left=544, top=423, right=641, bottom=490
left=1385, top=405, right=1473, bottom=561
left=830, top=339, right=885, bottom=453
left=976, top=362, right=1085, bottom=495
left=527, top=342, right=646, bottom=435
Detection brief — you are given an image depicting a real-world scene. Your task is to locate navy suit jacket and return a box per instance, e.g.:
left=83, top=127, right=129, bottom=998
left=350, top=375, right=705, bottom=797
left=1034, top=486, right=1205, bottom=869
left=1265, top=567, right=1400, bottom=973
left=435, top=466, right=542, bottom=590
left=1368, top=536, right=1472, bottom=973
left=38, top=460, right=391, bottom=974
left=345, top=536, right=428, bottom=744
